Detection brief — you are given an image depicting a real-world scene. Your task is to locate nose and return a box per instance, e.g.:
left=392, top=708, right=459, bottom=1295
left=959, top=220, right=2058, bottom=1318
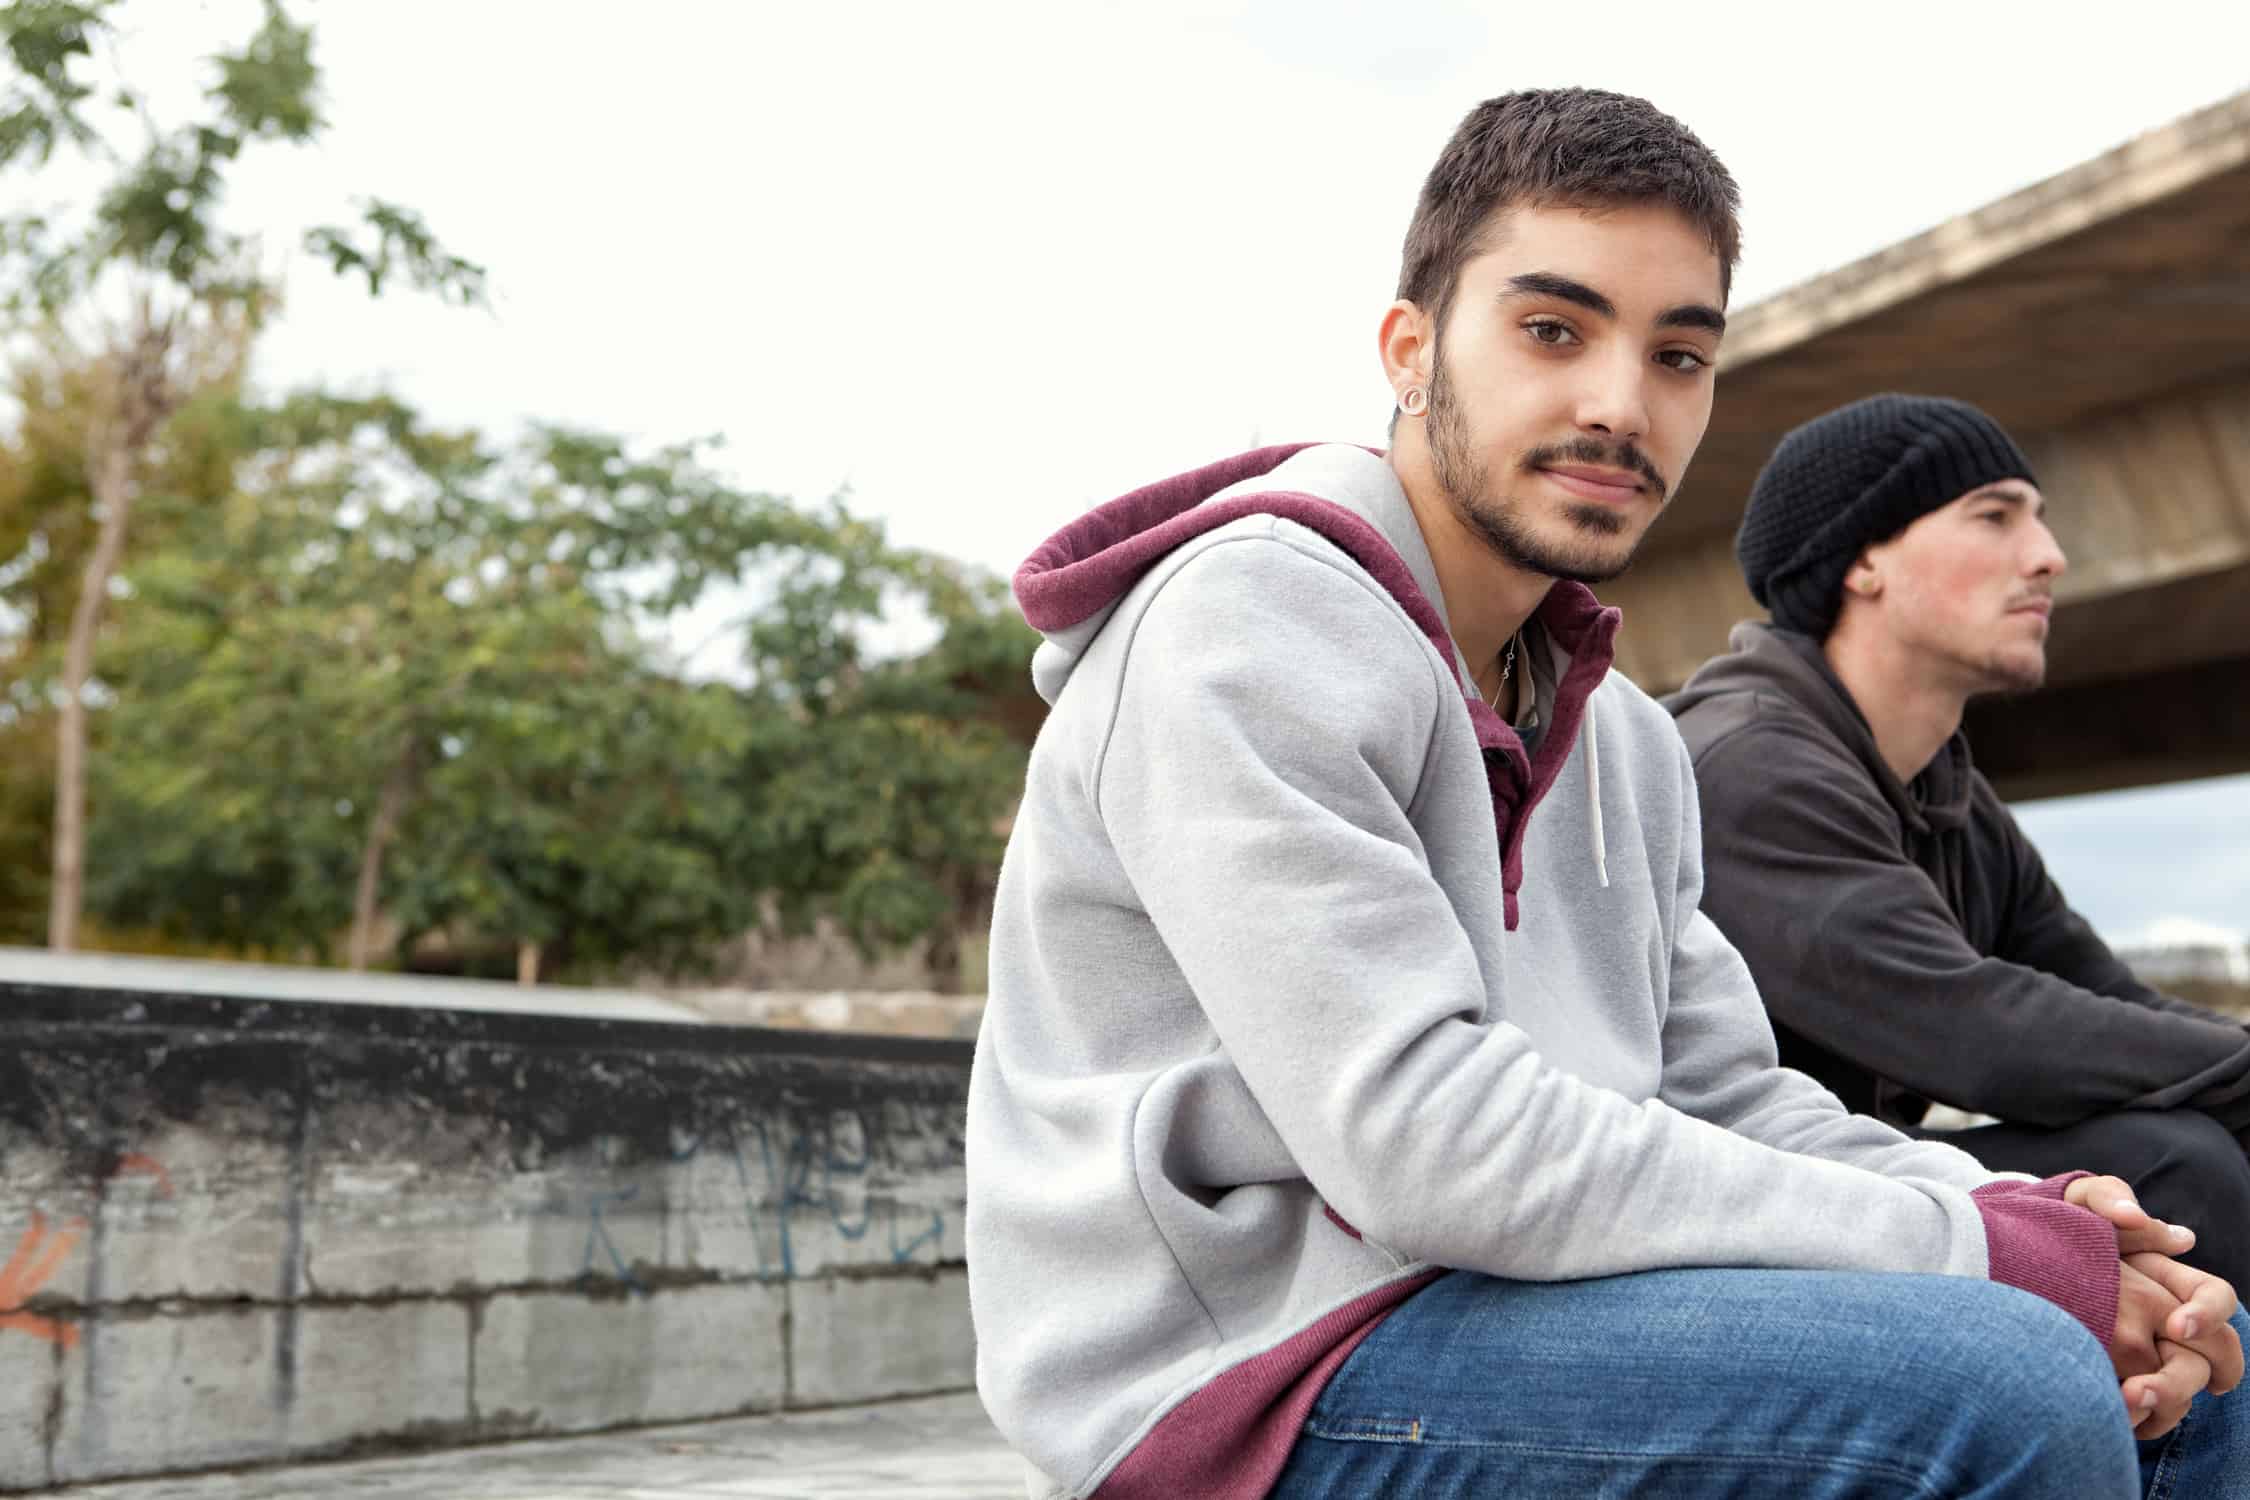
left=2026, top=516, right=2067, bottom=582
left=1574, top=346, right=1650, bottom=444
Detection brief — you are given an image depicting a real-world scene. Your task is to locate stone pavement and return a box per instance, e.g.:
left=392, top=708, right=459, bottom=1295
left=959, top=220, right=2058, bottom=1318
left=55, top=1394, right=1022, bottom=1500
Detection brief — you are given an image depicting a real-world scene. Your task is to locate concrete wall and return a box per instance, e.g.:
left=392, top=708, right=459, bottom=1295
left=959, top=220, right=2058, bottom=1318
left=0, top=952, right=972, bottom=1489
left=658, top=985, right=986, bottom=1040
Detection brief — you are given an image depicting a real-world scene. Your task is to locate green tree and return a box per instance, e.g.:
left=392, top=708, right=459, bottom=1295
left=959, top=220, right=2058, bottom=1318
left=0, top=0, right=482, bottom=949
left=382, top=669, right=751, bottom=984
left=88, top=389, right=1040, bottom=987
left=729, top=551, right=1038, bottom=992
left=0, top=336, right=243, bottom=942
left=88, top=397, right=860, bottom=978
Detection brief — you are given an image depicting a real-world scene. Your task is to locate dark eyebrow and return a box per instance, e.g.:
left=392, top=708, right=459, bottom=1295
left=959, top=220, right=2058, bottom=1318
left=1504, top=272, right=1614, bottom=319
left=1506, top=273, right=1727, bottom=338
left=1970, top=484, right=2044, bottom=518
left=1658, top=303, right=1727, bottom=336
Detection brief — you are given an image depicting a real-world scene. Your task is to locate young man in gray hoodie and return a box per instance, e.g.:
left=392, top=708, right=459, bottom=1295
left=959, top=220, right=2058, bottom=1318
left=1669, top=393, right=2250, bottom=1294
left=969, top=93, right=2249, bottom=1499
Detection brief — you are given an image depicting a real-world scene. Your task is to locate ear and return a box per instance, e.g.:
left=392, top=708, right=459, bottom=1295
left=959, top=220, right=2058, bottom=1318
left=1843, top=548, right=1884, bottom=601
left=1378, top=300, right=1434, bottom=406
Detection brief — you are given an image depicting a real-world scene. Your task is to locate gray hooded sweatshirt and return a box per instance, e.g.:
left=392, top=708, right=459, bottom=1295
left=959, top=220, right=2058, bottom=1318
left=967, top=444, right=2118, bottom=1500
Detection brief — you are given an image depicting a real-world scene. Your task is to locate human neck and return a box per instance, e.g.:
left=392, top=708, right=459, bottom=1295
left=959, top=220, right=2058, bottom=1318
left=1821, top=620, right=1968, bottom=784
left=1390, top=446, right=1552, bottom=695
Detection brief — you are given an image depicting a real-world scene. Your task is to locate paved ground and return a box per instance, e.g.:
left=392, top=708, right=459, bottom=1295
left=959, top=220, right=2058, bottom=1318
left=57, top=1394, right=1021, bottom=1499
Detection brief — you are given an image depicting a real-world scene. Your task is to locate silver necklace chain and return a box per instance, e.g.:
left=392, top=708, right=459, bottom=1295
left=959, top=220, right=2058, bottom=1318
left=1481, top=632, right=1518, bottom=713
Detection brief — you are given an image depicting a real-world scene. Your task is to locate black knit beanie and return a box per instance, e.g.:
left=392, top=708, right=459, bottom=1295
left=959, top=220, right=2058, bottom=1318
left=1735, top=394, right=2037, bottom=637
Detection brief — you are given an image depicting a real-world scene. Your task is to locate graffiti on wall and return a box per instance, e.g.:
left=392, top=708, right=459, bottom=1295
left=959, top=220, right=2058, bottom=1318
left=0, top=1150, right=177, bottom=1349
left=0, top=1095, right=961, bottom=1331
left=0, top=1210, right=87, bottom=1348
left=579, top=1108, right=951, bottom=1293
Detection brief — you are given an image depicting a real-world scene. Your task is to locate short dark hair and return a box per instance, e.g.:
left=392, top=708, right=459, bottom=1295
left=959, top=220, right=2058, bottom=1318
left=1398, top=89, right=1741, bottom=337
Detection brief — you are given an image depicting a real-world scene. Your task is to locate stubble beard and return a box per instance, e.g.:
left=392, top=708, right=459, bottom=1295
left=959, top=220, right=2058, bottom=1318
left=1964, top=639, right=2049, bottom=698
left=1423, top=360, right=1654, bottom=587
left=1916, top=595, right=2052, bottom=699
left=1908, top=621, right=2049, bottom=703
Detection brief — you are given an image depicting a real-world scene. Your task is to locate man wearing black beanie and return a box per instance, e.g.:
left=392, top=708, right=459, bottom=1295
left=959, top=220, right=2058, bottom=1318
left=1669, top=393, right=2250, bottom=1292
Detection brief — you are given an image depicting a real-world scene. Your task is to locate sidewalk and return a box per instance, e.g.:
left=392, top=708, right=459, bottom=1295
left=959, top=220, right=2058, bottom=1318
left=55, top=1393, right=1021, bottom=1499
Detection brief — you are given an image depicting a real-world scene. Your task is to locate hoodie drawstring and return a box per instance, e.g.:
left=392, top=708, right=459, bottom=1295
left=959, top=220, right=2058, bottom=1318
left=1584, top=696, right=1608, bottom=889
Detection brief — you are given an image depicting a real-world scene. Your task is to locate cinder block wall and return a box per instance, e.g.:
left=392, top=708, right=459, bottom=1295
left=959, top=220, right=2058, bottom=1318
left=0, top=963, right=972, bottom=1489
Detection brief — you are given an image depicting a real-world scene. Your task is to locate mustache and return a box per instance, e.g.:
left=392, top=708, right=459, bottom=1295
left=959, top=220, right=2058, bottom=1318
left=1519, top=438, right=1669, bottom=502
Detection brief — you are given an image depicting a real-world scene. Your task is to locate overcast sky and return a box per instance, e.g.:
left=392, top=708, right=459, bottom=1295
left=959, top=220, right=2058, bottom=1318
left=74, top=0, right=2250, bottom=946
left=2016, top=772, right=2250, bottom=947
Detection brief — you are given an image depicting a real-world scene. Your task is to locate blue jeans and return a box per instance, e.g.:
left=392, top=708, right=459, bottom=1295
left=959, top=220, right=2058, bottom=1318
left=1271, top=1268, right=2250, bottom=1498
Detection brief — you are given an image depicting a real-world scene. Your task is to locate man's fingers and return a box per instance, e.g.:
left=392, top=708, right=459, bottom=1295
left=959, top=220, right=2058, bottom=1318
left=2130, top=1253, right=2245, bottom=1394
left=2068, top=1175, right=2154, bottom=1230
left=2064, top=1174, right=2197, bottom=1255
left=2125, top=1341, right=2211, bottom=1440
left=2116, top=1221, right=2198, bottom=1258
left=2123, top=1376, right=2168, bottom=1438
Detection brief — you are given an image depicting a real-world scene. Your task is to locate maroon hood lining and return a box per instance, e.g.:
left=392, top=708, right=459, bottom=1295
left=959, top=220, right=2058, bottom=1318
left=1013, top=446, right=1620, bottom=930
left=1015, top=443, right=1329, bottom=633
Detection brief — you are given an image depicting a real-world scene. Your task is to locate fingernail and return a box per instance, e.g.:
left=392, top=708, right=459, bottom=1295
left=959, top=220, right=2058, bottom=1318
left=2182, top=1315, right=2201, bottom=1340
left=2141, top=1388, right=2160, bottom=1410
left=2171, top=1224, right=2196, bottom=1244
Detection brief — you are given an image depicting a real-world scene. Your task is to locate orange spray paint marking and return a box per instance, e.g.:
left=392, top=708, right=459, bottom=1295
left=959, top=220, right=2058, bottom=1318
left=0, top=1210, right=88, bottom=1348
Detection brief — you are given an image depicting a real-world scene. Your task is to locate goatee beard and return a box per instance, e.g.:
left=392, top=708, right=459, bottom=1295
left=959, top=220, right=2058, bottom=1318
left=1424, top=362, right=1667, bottom=586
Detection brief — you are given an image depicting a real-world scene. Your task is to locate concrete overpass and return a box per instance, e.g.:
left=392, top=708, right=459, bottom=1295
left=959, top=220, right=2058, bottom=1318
left=1607, top=89, right=2250, bottom=800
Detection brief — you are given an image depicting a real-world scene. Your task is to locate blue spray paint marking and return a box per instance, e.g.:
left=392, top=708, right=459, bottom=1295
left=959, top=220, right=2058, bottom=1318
left=581, top=1113, right=949, bottom=1291
left=887, top=1203, right=944, bottom=1262
left=815, top=1114, right=874, bottom=1244
left=581, top=1184, right=649, bottom=1295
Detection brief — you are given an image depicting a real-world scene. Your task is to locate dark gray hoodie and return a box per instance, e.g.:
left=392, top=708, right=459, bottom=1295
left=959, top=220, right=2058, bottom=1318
left=1668, top=622, right=2250, bottom=1132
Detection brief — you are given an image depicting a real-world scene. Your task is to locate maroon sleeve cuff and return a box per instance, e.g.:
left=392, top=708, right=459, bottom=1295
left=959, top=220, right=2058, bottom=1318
left=1971, top=1171, right=2118, bottom=1346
